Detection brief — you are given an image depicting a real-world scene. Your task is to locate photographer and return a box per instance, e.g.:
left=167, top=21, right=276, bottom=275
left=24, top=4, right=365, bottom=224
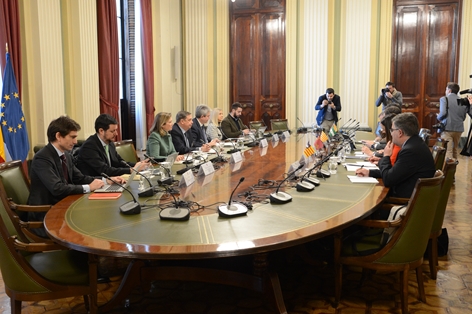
left=437, top=82, right=469, bottom=160
left=375, top=82, right=403, bottom=111
left=315, top=88, right=342, bottom=133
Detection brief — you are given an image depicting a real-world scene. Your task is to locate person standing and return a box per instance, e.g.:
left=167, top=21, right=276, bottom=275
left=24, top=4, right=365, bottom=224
left=314, top=88, right=342, bottom=133
left=220, top=102, right=250, bottom=139
left=375, top=81, right=403, bottom=111
left=437, top=82, right=470, bottom=160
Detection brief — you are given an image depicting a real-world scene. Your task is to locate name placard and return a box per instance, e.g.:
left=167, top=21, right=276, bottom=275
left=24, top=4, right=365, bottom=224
left=179, top=169, right=195, bottom=187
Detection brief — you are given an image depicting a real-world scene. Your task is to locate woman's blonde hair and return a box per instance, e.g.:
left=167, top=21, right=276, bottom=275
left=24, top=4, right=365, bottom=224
left=149, top=112, right=172, bottom=137
left=210, top=108, right=222, bottom=125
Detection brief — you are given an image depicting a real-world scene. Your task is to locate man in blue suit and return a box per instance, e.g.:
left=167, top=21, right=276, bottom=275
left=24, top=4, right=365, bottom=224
left=314, top=88, right=342, bottom=133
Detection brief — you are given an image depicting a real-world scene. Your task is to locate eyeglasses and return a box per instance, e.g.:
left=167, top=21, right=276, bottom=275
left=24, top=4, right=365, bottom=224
left=390, top=128, right=399, bottom=133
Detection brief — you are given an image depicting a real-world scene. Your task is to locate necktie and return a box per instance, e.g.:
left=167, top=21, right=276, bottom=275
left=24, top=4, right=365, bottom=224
left=202, top=125, right=208, bottom=143
left=184, top=132, right=190, bottom=147
left=104, top=145, right=111, bottom=165
left=60, top=154, right=69, bottom=183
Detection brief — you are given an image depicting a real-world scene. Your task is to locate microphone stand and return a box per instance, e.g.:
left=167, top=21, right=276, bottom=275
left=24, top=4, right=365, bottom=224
left=245, top=130, right=259, bottom=147
left=220, top=126, right=242, bottom=154
left=121, top=161, right=155, bottom=197
left=144, top=154, right=174, bottom=185
left=101, top=173, right=141, bottom=215
left=218, top=177, right=248, bottom=218
left=269, top=164, right=304, bottom=204
left=296, top=117, right=307, bottom=134
left=159, top=185, right=190, bottom=221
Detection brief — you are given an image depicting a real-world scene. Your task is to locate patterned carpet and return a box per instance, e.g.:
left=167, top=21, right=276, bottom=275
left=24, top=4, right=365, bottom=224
left=1, top=155, right=471, bottom=314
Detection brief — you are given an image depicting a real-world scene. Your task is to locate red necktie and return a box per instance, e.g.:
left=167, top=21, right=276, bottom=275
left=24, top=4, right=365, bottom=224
left=60, top=154, right=69, bottom=183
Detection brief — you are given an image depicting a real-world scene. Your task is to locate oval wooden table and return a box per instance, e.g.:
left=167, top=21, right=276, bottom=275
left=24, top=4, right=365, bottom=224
left=45, top=132, right=386, bottom=313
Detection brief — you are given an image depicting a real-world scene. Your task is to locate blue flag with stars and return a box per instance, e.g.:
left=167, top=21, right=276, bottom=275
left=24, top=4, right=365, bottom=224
left=1, top=52, right=30, bottom=161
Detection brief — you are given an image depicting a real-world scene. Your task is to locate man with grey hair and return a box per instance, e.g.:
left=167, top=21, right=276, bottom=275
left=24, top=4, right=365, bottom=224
left=190, top=105, right=219, bottom=150
left=356, top=113, right=435, bottom=198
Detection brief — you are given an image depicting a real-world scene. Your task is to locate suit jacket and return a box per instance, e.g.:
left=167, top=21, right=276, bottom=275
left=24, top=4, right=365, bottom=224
left=170, top=123, right=196, bottom=154
left=76, top=134, right=132, bottom=177
left=314, top=94, right=342, bottom=126
left=28, top=143, right=97, bottom=236
left=220, top=114, right=248, bottom=139
left=190, top=117, right=209, bottom=146
left=369, top=134, right=436, bottom=198
left=438, top=93, right=469, bottom=132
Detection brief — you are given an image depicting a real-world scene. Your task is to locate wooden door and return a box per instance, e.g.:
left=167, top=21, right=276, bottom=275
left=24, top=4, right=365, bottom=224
left=392, top=0, right=462, bottom=140
left=230, top=0, right=286, bottom=129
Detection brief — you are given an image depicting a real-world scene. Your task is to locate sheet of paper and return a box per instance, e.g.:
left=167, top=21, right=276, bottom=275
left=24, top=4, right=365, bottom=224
left=347, top=175, right=379, bottom=183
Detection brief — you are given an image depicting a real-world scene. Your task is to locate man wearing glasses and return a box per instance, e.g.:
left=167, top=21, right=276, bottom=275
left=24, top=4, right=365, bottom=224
left=356, top=113, right=435, bottom=198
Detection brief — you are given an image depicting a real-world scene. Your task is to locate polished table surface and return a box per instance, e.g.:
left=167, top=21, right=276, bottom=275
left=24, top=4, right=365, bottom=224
left=45, top=132, right=386, bottom=260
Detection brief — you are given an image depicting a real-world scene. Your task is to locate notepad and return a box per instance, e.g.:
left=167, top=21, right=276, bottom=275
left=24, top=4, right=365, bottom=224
left=347, top=175, right=379, bottom=183
left=88, top=193, right=122, bottom=200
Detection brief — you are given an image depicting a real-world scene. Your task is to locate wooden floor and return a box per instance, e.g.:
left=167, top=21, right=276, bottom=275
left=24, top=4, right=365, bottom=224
left=1, top=155, right=471, bottom=314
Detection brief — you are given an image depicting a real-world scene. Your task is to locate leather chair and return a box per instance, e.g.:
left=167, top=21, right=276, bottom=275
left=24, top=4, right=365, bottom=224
left=432, top=145, right=446, bottom=170
left=270, top=119, right=289, bottom=133
left=114, top=139, right=139, bottom=163
left=249, top=120, right=264, bottom=130
left=334, top=174, right=444, bottom=314
left=0, top=183, right=98, bottom=314
left=426, top=159, right=457, bottom=279
left=0, top=160, right=52, bottom=243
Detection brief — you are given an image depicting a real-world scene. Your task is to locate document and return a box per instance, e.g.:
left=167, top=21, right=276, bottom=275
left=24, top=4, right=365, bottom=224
left=347, top=175, right=379, bottom=183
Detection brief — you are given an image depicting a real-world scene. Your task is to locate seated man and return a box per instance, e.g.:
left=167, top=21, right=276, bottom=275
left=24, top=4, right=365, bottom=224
left=356, top=113, right=435, bottom=198
left=28, top=116, right=125, bottom=237
left=220, top=102, right=250, bottom=139
left=190, top=105, right=219, bottom=151
left=76, top=114, right=149, bottom=176
left=170, top=110, right=198, bottom=154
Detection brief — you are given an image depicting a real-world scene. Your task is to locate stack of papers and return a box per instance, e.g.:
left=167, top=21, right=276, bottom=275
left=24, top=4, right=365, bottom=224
left=344, top=162, right=379, bottom=172
left=347, top=175, right=379, bottom=183
left=346, top=151, right=370, bottom=159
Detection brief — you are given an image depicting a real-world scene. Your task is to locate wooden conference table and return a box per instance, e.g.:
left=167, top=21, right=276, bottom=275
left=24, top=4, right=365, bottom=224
left=44, top=132, right=385, bottom=313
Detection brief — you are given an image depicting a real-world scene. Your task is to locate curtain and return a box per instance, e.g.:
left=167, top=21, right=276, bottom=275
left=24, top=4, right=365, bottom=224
left=96, top=0, right=121, bottom=140
left=140, top=0, right=155, bottom=135
left=0, top=0, right=21, bottom=96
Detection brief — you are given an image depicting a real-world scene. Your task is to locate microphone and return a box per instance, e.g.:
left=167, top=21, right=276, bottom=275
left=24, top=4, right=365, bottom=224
left=459, top=88, right=472, bottom=95
left=182, top=141, right=195, bottom=164
left=159, top=186, right=190, bottom=221
left=296, top=117, right=307, bottom=134
left=101, top=173, right=141, bottom=215
left=210, top=143, right=227, bottom=163
left=225, top=138, right=241, bottom=154
left=218, top=177, right=248, bottom=218
left=269, top=164, right=304, bottom=204
left=143, top=153, right=172, bottom=180
left=246, top=130, right=259, bottom=147
left=121, top=161, right=155, bottom=197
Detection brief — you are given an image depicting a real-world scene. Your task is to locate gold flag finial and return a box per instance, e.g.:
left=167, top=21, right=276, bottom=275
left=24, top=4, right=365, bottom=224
left=5, top=43, right=8, bottom=53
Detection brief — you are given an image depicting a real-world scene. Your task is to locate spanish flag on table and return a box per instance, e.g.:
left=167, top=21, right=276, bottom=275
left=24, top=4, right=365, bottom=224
left=1, top=51, right=30, bottom=162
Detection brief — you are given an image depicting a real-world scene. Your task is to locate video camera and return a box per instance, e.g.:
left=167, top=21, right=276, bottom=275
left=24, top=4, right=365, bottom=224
left=457, top=74, right=472, bottom=106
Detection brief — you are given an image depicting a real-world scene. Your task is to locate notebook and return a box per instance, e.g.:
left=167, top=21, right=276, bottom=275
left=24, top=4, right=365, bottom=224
left=94, top=171, right=137, bottom=193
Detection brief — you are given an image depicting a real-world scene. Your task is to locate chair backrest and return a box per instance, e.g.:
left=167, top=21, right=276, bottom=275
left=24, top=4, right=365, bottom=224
left=374, top=175, right=443, bottom=264
left=0, top=160, right=30, bottom=205
left=249, top=121, right=264, bottom=130
left=432, top=145, right=446, bottom=170
left=270, top=119, right=289, bottom=132
left=431, top=160, right=457, bottom=234
left=114, top=139, right=139, bottom=163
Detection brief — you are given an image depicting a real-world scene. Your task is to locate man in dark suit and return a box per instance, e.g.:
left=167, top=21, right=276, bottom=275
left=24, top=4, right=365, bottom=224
left=356, top=112, right=436, bottom=198
left=190, top=105, right=219, bottom=150
left=220, top=102, right=250, bottom=139
left=170, top=110, right=198, bottom=154
left=28, top=116, right=124, bottom=237
left=76, top=114, right=148, bottom=176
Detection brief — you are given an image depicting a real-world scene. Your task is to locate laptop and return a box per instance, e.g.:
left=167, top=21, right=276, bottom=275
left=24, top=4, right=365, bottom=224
left=257, top=126, right=267, bottom=138
left=94, top=170, right=137, bottom=193
left=164, top=152, right=179, bottom=166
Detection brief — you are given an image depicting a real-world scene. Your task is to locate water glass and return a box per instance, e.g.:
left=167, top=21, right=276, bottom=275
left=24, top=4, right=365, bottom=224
left=328, top=157, right=338, bottom=174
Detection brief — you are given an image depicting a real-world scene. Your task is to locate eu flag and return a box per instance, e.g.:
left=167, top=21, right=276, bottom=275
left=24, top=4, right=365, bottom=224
left=1, top=52, right=30, bottom=161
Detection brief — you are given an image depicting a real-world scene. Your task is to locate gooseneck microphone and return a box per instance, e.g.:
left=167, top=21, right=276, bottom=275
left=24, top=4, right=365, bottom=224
left=121, top=161, right=155, bottom=197
left=101, top=173, right=141, bottom=215
left=211, top=144, right=227, bottom=163
left=246, top=130, right=259, bottom=147
left=218, top=177, right=248, bottom=218
left=269, top=164, right=304, bottom=204
left=220, top=127, right=241, bottom=154
left=296, top=117, right=307, bottom=134
left=159, top=185, right=190, bottom=221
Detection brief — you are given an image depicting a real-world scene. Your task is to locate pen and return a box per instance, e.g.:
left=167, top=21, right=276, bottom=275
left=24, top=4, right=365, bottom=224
left=360, top=165, right=364, bottom=169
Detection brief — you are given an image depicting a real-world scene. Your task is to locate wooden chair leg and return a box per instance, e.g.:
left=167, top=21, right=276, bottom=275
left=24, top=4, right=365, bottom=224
left=429, top=237, right=439, bottom=280
left=11, top=299, right=21, bottom=314
left=416, top=266, right=426, bottom=303
left=400, top=270, right=409, bottom=314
